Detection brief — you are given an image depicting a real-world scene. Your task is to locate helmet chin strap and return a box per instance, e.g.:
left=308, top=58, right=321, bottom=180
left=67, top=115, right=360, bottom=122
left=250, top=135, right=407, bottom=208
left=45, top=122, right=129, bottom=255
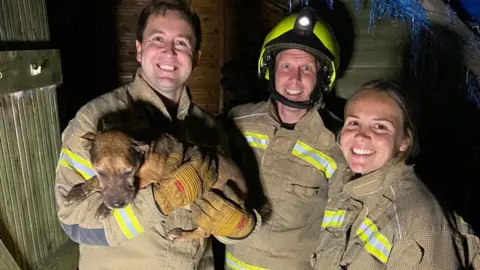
left=269, top=79, right=314, bottom=110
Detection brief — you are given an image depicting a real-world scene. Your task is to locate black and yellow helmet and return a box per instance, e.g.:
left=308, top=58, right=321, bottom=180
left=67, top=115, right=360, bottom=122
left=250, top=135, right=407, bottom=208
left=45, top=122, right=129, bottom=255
left=258, top=7, right=340, bottom=109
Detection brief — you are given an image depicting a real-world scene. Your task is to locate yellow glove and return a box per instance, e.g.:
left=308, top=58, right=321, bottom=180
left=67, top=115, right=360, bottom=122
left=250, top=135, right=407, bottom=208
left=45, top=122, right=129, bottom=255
left=153, top=163, right=202, bottom=215
left=187, top=147, right=218, bottom=193
left=153, top=145, right=217, bottom=216
left=190, top=190, right=255, bottom=239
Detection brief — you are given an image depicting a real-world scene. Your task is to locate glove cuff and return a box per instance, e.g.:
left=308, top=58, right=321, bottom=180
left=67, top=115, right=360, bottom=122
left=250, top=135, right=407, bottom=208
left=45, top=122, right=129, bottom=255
left=151, top=184, right=169, bottom=216
left=228, top=209, right=261, bottom=240
left=214, top=209, right=262, bottom=244
left=214, top=206, right=255, bottom=239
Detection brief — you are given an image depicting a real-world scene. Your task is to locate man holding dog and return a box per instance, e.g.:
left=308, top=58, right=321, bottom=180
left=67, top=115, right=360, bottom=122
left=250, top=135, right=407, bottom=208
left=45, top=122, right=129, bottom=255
left=55, top=1, right=258, bottom=269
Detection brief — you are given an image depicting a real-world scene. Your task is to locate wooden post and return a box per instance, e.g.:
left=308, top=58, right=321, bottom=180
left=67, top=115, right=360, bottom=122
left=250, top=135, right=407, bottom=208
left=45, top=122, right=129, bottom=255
left=0, top=0, right=72, bottom=268
left=0, top=0, right=50, bottom=42
left=0, top=50, right=68, bottom=269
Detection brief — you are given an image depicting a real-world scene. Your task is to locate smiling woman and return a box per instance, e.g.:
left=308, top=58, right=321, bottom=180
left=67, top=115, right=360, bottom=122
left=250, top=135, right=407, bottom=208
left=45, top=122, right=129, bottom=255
left=311, top=79, right=480, bottom=269
left=339, top=80, right=416, bottom=175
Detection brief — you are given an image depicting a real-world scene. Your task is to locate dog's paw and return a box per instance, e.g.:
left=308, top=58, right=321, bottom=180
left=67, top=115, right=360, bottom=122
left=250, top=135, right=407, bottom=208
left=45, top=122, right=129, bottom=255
left=166, top=228, right=184, bottom=242
left=94, top=204, right=112, bottom=220
left=65, top=183, right=89, bottom=202
left=165, top=227, right=210, bottom=246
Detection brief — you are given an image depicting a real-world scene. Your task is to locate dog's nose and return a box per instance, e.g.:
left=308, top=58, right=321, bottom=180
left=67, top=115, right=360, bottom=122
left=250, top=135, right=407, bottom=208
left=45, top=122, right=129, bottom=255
left=110, top=199, right=126, bottom=209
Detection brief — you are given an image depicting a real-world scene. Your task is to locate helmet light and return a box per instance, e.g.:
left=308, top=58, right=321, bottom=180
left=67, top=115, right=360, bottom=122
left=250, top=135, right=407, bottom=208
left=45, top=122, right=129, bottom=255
left=298, top=16, right=310, bottom=27
left=294, top=7, right=316, bottom=35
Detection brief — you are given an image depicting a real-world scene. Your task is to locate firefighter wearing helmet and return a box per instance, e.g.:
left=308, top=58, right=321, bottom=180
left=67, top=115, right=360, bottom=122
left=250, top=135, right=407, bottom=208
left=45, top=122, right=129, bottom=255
left=223, top=7, right=346, bottom=270
left=258, top=6, right=340, bottom=110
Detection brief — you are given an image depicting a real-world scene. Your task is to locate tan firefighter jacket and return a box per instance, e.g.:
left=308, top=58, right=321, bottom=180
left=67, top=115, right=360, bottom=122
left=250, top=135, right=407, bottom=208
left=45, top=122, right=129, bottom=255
left=224, top=100, right=347, bottom=270
left=55, top=68, right=224, bottom=269
left=312, top=157, right=480, bottom=269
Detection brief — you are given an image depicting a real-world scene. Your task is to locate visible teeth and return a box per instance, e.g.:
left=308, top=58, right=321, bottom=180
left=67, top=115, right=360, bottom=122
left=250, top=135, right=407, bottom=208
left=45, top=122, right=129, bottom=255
left=352, top=148, right=375, bottom=155
left=285, top=89, right=301, bottom=95
left=159, top=64, right=174, bottom=70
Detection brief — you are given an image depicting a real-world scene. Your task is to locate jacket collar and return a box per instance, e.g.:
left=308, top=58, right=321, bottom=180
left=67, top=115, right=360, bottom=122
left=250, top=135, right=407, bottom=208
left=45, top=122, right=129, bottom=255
left=127, top=68, right=192, bottom=121
left=343, top=157, right=413, bottom=206
left=266, top=99, right=327, bottom=133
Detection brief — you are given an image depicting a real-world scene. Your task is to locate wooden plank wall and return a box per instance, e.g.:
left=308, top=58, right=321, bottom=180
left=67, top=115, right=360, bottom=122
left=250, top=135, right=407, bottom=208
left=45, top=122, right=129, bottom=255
left=116, top=0, right=144, bottom=85
left=186, top=0, right=224, bottom=113
left=116, top=0, right=228, bottom=114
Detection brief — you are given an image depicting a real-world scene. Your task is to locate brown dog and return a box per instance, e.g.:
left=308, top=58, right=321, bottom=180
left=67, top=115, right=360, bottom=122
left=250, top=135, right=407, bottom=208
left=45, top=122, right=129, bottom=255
left=65, top=129, right=247, bottom=245
left=65, top=129, right=173, bottom=218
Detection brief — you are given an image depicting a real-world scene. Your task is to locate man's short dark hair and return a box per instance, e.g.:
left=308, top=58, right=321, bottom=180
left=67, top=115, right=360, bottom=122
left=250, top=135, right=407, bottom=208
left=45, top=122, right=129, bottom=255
left=136, top=0, right=202, bottom=51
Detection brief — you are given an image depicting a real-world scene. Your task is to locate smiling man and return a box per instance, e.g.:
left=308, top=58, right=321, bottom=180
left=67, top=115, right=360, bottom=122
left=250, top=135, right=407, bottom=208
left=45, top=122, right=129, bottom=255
left=134, top=6, right=198, bottom=106
left=223, top=7, right=348, bottom=270
left=54, top=1, right=256, bottom=269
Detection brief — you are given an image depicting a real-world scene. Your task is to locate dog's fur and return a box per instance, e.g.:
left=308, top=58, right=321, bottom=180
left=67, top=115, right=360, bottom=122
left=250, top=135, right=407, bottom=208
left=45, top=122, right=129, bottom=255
left=65, top=128, right=247, bottom=245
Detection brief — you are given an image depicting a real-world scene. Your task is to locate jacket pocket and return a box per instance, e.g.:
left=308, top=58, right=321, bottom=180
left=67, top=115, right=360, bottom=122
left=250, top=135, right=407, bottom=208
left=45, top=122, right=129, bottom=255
left=313, top=226, right=349, bottom=268
left=271, top=182, right=327, bottom=230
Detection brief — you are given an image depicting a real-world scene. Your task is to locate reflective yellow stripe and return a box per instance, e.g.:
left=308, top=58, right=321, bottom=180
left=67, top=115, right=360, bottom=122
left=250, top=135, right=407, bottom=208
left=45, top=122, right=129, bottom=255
left=113, top=205, right=144, bottom=238
left=321, top=209, right=346, bottom=228
left=292, top=140, right=337, bottom=179
left=58, top=159, right=77, bottom=173
left=356, top=218, right=392, bottom=264
left=58, top=148, right=144, bottom=238
left=225, top=252, right=270, bottom=270
left=243, top=132, right=269, bottom=149
left=113, top=209, right=133, bottom=239
left=58, top=148, right=95, bottom=179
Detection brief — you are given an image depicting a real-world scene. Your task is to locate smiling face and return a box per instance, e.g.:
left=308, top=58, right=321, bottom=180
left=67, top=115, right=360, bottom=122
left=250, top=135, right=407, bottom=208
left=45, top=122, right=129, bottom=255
left=135, top=10, right=200, bottom=100
left=340, top=89, right=410, bottom=175
left=274, top=49, right=318, bottom=104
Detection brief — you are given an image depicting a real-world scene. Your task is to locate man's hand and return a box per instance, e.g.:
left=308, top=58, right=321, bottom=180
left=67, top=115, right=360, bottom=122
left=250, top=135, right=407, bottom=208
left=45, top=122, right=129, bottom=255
left=190, top=190, right=255, bottom=239
left=153, top=162, right=202, bottom=215
left=188, top=148, right=218, bottom=193
left=152, top=146, right=218, bottom=216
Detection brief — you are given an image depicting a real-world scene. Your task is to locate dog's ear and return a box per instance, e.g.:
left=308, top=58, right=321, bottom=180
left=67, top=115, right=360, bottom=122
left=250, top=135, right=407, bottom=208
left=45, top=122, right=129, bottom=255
left=81, top=132, right=97, bottom=142
left=132, top=140, right=150, bottom=155
left=80, top=132, right=97, bottom=151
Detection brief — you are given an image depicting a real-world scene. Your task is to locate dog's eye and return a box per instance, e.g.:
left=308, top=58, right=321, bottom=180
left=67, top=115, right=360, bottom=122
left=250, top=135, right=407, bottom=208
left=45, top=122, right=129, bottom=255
left=95, top=169, right=107, bottom=178
left=122, top=169, right=133, bottom=177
